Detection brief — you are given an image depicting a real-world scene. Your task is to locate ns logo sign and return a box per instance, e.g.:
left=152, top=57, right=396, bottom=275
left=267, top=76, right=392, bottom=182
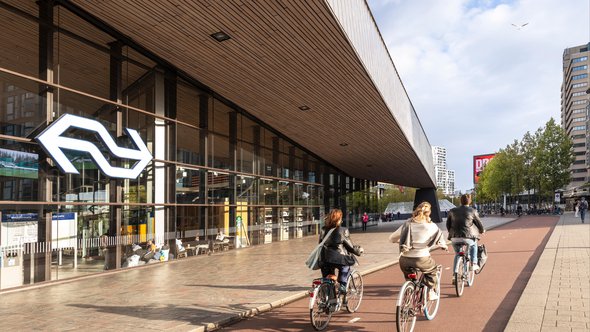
left=36, top=114, right=152, bottom=179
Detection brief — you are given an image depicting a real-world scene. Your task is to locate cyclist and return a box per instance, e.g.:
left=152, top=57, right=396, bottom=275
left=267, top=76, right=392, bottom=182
left=318, top=208, right=364, bottom=294
left=446, top=194, right=485, bottom=284
left=389, top=201, right=447, bottom=300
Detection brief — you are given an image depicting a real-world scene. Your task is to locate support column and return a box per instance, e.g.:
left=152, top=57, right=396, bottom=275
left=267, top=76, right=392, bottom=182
left=229, top=111, right=237, bottom=232
left=36, top=0, right=55, bottom=283
left=198, top=94, right=208, bottom=234
left=414, top=188, right=442, bottom=223
left=164, top=70, right=177, bottom=245
left=153, top=71, right=166, bottom=244
left=108, top=41, right=123, bottom=270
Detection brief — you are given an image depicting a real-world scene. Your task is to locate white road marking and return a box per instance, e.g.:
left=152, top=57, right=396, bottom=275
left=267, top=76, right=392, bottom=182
left=348, top=317, right=361, bottom=323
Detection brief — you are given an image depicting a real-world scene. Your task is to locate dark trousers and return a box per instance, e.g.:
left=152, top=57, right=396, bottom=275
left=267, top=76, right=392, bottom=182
left=399, top=255, right=438, bottom=289
left=321, top=264, right=351, bottom=285
left=362, top=222, right=367, bottom=231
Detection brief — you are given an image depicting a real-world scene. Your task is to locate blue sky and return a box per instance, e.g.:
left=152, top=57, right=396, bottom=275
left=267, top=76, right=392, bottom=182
left=366, top=0, right=589, bottom=192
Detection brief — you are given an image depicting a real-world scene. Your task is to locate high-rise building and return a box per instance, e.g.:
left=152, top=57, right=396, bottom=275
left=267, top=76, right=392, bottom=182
left=561, top=43, right=589, bottom=189
left=432, top=146, right=455, bottom=196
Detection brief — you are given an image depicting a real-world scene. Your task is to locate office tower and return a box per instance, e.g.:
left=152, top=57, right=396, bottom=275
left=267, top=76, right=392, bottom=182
left=561, top=43, right=589, bottom=189
left=432, top=146, right=456, bottom=195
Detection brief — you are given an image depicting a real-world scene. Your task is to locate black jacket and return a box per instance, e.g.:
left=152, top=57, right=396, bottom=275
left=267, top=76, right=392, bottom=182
left=319, top=226, right=362, bottom=266
left=446, top=205, right=485, bottom=239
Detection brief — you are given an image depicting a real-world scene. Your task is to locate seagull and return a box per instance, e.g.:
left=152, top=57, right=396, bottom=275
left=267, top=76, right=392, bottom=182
left=511, top=22, right=529, bottom=30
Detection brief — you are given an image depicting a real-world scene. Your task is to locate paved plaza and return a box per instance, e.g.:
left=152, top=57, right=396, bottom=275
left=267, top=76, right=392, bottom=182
left=0, top=214, right=587, bottom=331
left=506, top=213, right=590, bottom=332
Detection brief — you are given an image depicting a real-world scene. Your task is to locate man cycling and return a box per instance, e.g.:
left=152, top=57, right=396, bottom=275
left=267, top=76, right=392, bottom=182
left=446, top=194, right=485, bottom=284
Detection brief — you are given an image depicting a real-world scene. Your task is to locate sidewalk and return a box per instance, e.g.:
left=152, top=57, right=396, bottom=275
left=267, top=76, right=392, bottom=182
left=505, top=213, right=590, bottom=332
left=0, top=217, right=514, bottom=331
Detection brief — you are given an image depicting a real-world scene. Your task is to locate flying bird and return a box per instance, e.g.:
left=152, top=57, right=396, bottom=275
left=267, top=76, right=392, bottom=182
left=511, top=22, right=529, bottom=30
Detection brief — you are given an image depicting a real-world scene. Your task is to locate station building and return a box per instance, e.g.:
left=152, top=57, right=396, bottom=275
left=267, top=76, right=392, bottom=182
left=0, top=0, right=436, bottom=290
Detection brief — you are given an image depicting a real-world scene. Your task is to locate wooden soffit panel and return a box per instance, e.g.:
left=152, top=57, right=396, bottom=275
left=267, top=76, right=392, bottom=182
left=71, top=0, right=435, bottom=188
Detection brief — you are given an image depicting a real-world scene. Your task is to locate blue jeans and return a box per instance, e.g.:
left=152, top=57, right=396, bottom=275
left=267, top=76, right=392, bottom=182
left=321, top=264, right=351, bottom=285
left=452, top=238, right=477, bottom=273
left=581, top=209, right=586, bottom=223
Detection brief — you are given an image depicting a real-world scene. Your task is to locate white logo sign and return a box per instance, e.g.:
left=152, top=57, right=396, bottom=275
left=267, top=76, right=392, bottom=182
left=36, top=114, right=152, bottom=179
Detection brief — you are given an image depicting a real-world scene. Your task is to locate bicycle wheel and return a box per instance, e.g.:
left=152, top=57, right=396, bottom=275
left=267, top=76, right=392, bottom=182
left=455, top=256, right=465, bottom=297
left=424, top=266, right=442, bottom=320
left=467, top=261, right=475, bottom=287
left=396, top=281, right=417, bottom=332
left=310, top=283, right=333, bottom=331
left=345, top=270, right=364, bottom=313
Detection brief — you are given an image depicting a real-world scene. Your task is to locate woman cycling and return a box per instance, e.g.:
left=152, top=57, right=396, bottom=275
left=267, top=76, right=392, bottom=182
left=318, top=208, right=363, bottom=294
left=389, top=201, right=447, bottom=300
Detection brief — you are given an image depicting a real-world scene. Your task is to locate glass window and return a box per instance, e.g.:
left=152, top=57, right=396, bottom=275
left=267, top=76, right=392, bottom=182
left=207, top=170, right=231, bottom=204
left=177, top=125, right=201, bottom=165
left=0, top=140, right=39, bottom=201
left=573, top=117, right=586, bottom=123
left=572, top=65, right=588, bottom=72
left=176, top=206, right=205, bottom=241
left=176, top=166, right=202, bottom=204
left=237, top=141, right=255, bottom=174
left=572, top=73, right=588, bottom=80
left=236, top=174, right=257, bottom=206
left=259, top=178, right=277, bottom=205
left=0, top=4, right=38, bottom=78
left=572, top=82, right=588, bottom=89
left=0, top=72, right=47, bottom=139
left=572, top=56, right=588, bottom=63
left=278, top=180, right=291, bottom=205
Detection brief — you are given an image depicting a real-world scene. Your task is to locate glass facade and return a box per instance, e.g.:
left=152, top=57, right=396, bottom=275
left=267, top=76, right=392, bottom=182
left=0, top=1, right=377, bottom=290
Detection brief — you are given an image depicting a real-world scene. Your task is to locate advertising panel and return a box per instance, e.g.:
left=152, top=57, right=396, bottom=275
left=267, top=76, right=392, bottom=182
left=0, top=148, right=38, bottom=179
left=473, top=153, right=496, bottom=184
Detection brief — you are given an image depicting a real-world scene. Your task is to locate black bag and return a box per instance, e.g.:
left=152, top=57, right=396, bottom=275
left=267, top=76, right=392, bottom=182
left=477, top=244, right=487, bottom=268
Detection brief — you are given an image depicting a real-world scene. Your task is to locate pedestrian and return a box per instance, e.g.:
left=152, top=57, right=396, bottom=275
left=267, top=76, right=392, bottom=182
left=574, top=199, right=579, bottom=218
left=362, top=212, right=369, bottom=231
left=579, top=197, right=588, bottom=223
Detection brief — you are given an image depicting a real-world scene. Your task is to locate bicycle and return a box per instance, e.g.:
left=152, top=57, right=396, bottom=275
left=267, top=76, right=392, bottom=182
left=453, top=242, right=476, bottom=297
left=309, top=268, right=364, bottom=331
left=396, top=264, right=442, bottom=332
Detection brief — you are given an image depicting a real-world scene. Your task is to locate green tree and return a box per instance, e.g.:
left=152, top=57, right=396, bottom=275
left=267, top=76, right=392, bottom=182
left=535, top=118, right=574, bottom=200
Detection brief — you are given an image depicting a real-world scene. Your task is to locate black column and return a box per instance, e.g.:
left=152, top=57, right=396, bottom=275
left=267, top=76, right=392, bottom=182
left=414, top=188, right=442, bottom=223
left=107, top=41, right=123, bottom=270
left=164, top=70, right=177, bottom=244
left=229, top=111, right=237, bottom=231
left=36, top=0, right=55, bottom=283
left=198, top=94, right=208, bottom=234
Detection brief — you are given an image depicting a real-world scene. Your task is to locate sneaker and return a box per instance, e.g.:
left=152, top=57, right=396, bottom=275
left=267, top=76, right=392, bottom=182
left=471, top=264, right=480, bottom=271
left=451, top=276, right=456, bottom=285
left=428, top=288, right=439, bottom=301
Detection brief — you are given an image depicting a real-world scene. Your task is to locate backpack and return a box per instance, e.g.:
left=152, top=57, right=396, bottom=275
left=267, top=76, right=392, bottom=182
left=582, top=201, right=588, bottom=210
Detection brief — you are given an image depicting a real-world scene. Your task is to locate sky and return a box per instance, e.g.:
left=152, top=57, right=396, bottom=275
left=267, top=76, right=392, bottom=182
left=366, top=0, right=589, bottom=192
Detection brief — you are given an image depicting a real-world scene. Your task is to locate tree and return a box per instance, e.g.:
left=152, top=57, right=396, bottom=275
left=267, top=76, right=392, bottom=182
left=535, top=118, right=574, bottom=200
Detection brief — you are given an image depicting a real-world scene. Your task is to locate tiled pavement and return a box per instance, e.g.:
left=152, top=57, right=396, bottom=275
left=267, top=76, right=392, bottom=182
left=505, top=213, right=590, bottom=332
left=0, top=216, right=514, bottom=331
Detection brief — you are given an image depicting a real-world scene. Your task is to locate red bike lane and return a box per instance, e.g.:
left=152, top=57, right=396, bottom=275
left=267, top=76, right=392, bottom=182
left=222, top=215, right=557, bottom=331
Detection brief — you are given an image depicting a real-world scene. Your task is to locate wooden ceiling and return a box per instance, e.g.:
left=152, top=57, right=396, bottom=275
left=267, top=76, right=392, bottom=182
left=71, top=0, right=435, bottom=188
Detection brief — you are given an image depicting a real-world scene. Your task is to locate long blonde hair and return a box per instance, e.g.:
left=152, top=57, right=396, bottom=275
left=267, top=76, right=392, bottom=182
left=412, top=201, right=432, bottom=223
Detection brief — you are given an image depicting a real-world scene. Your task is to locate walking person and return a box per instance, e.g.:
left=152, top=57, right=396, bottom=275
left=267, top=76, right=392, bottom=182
left=362, top=212, right=369, bottom=231
left=574, top=199, right=579, bottom=218
left=446, top=194, right=485, bottom=284
left=579, top=197, right=588, bottom=223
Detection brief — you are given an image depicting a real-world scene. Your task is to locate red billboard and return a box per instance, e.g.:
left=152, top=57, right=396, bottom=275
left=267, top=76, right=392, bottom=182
left=473, top=153, right=496, bottom=184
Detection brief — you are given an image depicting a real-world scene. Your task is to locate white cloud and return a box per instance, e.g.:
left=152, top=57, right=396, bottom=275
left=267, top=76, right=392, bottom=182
left=368, top=0, right=588, bottom=191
